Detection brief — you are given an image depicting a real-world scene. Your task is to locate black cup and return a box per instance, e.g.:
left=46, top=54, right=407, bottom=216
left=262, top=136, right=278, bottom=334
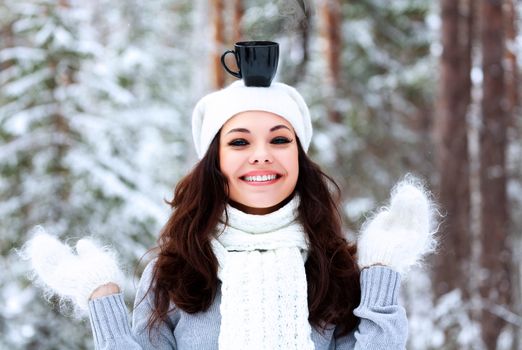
left=221, top=41, right=279, bottom=87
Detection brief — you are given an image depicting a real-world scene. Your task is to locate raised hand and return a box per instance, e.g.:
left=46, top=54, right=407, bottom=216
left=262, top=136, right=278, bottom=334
left=21, top=227, right=125, bottom=314
left=357, top=176, right=438, bottom=275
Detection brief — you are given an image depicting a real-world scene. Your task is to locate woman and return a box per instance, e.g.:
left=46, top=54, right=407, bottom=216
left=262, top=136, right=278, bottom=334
left=25, top=80, right=437, bottom=349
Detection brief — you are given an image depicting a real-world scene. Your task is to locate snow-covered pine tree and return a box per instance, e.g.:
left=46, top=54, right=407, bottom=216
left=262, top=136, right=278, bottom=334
left=0, top=1, right=112, bottom=347
left=1, top=0, right=193, bottom=348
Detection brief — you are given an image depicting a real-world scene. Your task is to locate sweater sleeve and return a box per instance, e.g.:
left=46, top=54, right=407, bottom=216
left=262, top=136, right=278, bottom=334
left=335, top=266, right=408, bottom=350
left=88, top=261, right=177, bottom=349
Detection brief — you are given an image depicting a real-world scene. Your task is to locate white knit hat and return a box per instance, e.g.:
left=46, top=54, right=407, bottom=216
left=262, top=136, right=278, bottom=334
left=191, top=80, right=313, bottom=159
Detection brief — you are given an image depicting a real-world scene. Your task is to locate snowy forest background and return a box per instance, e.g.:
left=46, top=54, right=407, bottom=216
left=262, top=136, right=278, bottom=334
left=1, top=0, right=521, bottom=349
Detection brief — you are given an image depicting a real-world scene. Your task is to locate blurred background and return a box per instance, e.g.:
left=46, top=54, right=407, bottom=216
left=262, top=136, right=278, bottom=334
left=0, top=0, right=521, bottom=349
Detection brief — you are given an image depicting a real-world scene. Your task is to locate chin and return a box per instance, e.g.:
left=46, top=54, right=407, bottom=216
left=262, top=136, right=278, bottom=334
left=247, top=193, right=295, bottom=209
left=229, top=195, right=290, bottom=215
left=244, top=200, right=280, bottom=209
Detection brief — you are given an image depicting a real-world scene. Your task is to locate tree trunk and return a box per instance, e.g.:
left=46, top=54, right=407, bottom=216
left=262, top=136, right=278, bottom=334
left=0, top=22, right=14, bottom=71
left=211, top=0, right=226, bottom=89
left=320, top=0, right=343, bottom=123
left=504, top=1, right=520, bottom=346
left=50, top=0, right=74, bottom=220
left=479, top=0, right=511, bottom=348
left=504, top=0, right=519, bottom=132
left=232, top=0, right=243, bottom=43
left=433, top=0, right=473, bottom=300
left=286, top=3, right=311, bottom=86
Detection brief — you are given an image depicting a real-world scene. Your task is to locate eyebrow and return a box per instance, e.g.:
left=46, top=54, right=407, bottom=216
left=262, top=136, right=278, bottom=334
left=270, top=125, right=291, bottom=132
left=225, top=125, right=291, bottom=135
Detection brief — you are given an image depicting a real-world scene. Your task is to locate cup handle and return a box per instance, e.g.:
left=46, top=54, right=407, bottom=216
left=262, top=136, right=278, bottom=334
left=221, top=50, right=241, bottom=79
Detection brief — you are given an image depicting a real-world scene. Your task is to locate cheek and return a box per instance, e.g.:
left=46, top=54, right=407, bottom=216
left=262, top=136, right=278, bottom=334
left=219, top=146, right=231, bottom=176
left=219, top=149, right=241, bottom=179
left=289, top=161, right=299, bottom=187
left=218, top=152, right=225, bottom=174
left=281, top=148, right=299, bottom=183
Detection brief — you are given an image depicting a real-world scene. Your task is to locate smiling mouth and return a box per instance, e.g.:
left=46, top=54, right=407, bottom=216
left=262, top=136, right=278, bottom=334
left=240, top=174, right=282, bottom=183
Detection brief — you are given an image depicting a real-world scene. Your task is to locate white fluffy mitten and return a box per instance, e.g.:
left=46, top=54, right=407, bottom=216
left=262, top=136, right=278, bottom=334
left=357, top=176, right=438, bottom=275
left=20, top=226, right=125, bottom=314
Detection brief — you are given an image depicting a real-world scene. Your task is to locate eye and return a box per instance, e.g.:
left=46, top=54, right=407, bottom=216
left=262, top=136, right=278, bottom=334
left=228, top=138, right=249, bottom=147
left=271, top=136, right=292, bottom=144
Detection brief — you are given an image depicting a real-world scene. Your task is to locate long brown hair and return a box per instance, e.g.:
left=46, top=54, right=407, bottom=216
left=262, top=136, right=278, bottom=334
left=148, top=133, right=361, bottom=337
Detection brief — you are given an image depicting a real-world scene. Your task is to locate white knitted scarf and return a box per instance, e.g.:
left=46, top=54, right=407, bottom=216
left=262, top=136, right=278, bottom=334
left=211, top=196, right=315, bottom=350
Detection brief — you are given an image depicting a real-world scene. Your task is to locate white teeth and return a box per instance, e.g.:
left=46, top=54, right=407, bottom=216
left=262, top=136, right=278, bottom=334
left=243, top=174, right=278, bottom=182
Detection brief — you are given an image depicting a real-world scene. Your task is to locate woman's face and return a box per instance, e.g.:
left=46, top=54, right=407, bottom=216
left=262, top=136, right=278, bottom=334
left=219, top=111, right=299, bottom=214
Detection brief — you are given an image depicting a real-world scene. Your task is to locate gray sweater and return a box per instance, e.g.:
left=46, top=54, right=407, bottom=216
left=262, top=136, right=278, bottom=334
left=88, top=264, right=407, bottom=349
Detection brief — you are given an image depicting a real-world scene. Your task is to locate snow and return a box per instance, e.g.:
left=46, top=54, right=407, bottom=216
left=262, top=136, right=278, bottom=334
left=1, top=0, right=521, bottom=348
left=0, top=46, right=46, bottom=62
left=3, top=67, right=52, bottom=97
left=4, top=103, right=57, bottom=135
left=471, top=66, right=483, bottom=84
left=344, top=197, right=375, bottom=221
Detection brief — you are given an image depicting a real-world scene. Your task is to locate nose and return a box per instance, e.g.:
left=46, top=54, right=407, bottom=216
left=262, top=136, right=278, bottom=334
left=251, top=158, right=272, bottom=164
left=248, top=144, right=273, bottom=164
